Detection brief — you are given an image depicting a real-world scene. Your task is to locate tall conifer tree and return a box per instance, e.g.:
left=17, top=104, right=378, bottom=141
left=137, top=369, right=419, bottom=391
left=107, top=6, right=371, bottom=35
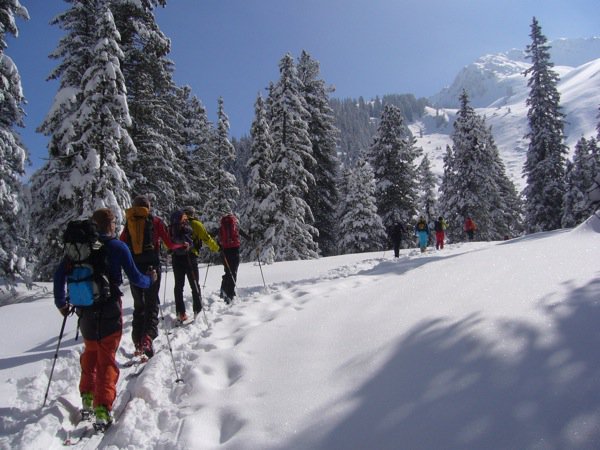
left=439, top=91, right=522, bottom=241
left=297, top=50, right=340, bottom=256
left=0, top=0, right=29, bottom=289
left=203, top=97, right=239, bottom=231
left=417, top=154, right=437, bottom=222
left=522, top=17, right=567, bottom=232
left=338, top=159, right=386, bottom=254
left=31, top=0, right=132, bottom=279
left=111, top=0, right=190, bottom=218
left=367, top=104, right=420, bottom=229
left=264, top=53, right=318, bottom=261
left=242, top=94, right=276, bottom=262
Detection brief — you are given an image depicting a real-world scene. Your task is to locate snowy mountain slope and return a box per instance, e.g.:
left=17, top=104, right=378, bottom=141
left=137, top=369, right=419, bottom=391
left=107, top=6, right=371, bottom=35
left=1, top=217, right=600, bottom=448
left=411, top=42, right=600, bottom=191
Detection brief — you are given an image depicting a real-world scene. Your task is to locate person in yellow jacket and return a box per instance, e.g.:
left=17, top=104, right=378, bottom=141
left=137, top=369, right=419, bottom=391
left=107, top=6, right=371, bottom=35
left=173, top=207, right=220, bottom=321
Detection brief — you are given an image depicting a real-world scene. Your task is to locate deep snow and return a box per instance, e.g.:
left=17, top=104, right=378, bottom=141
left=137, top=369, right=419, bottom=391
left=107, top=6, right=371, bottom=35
left=1, top=216, right=600, bottom=449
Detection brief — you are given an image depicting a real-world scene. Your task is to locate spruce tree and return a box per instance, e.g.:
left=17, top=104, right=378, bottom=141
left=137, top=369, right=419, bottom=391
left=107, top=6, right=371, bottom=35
left=263, top=53, right=318, bottom=261
left=367, top=104, right=421, bottom=229
left=241, top=94, right=276, bottom=262
left=111, top=0, right=189, bottom=218
left=297, top=50, right=340, bottom=256
left=562, top=137, right=599, bottom=227
left=439, top=90, right=522, bottom=242
left=0, top=0, right=29, bottom=290
left=203, top=97, right=239, bottom=231
left=177, top=85, right=213, bottom=209
left=338, top=159, right=387, bottom=254
left=417, top=154, right=437, bottom=223
left=522, top=17, right=567, bottom=232
left=30, top=0, right=132, bottom=280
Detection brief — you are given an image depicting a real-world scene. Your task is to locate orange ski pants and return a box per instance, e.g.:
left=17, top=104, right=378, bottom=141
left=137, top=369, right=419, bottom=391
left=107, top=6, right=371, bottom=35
left=79, top=330, right=122, bottom=411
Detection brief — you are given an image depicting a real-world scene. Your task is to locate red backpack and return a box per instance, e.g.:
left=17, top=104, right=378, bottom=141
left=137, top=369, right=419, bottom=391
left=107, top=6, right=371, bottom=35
left=219, top=214, right=240, bottom=249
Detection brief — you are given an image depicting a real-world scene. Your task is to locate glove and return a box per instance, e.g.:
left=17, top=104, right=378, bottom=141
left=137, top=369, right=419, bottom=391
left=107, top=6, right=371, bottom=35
left=147, top=267, right=158, bottom=283
left=59, top=304, right=71, bottom=317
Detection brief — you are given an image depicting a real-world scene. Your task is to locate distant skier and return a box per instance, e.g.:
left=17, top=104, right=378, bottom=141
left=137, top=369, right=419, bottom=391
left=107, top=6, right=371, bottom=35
left=464, top=216, right=477, bottom=241
left=434, top=216, right=448, bottom=249
left=389, top=222, right=406, bottom=258
left=414, top=216, right=429, bottom=253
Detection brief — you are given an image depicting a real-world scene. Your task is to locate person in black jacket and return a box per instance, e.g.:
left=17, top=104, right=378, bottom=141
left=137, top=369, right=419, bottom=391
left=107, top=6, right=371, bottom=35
left=389, top=222, right=406, bottom=258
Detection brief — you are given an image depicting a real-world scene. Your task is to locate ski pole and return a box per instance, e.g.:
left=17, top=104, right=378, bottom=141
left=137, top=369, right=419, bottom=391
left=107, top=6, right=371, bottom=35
left=202, top=261, right=211, bottom=288
left=42, top=307, right=72, bottom=408
left=186, top=253, right=208, bottom=327
left=159, top=263, right=184, bottom=383
left=255, top=247, right=268, bottom=291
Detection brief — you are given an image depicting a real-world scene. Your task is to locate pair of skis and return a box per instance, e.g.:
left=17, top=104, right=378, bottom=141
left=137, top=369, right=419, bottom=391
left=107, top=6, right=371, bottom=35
left=61, top=390, right=132, bottom=448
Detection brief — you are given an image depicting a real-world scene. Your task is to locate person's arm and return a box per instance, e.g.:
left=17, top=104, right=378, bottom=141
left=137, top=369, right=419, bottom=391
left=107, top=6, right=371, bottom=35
left=155, top=217, right=187, bottom=251
left=114, top=240, right=152, bottom=289
left=53, top=260, right=71, bottom=315
left=191, top=220, right=220, bottom=252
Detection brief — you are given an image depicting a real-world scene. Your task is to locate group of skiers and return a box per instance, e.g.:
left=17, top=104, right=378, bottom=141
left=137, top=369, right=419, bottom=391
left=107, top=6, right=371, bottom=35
left=389, top=215, right=477, bottom=255
left=52, top=195, right=249, bottom=430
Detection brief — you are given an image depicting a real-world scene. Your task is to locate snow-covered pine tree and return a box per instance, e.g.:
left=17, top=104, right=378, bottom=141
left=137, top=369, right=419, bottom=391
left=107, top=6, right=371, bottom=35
left=31, top=0, right=135, bottom=280
left=177, top=85, right=213, bottom=210
left=70, top=3, right=132, bottom=214
left=439, top=90, right=522, bottom=242
left=241, top=94, right=276, bottom=262
left=297, top=50, right=340, bottom=256
left=562, top=137, right=599, bottom=227
left=31, top=0, right=133, bottom=280
left=416, top=154, right=437, bottom=223
left=111, top=0, right=190, bottom=218
left=591, top=107, right=600, bottom=211
left=203, top=97, right=239, bottom=231
left=263, top=53, right=318, bottom=261
left=338, top=159, right=387, bottom=254
left=0, top=0, right=29, bottom=291
left=367, top=103, right=421, bottom=229
left=522, top=17, right=567, bottom=233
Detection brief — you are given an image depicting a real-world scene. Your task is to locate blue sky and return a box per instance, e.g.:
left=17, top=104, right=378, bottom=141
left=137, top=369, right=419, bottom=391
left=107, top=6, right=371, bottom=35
left=6, top=0, right=599, bottom=174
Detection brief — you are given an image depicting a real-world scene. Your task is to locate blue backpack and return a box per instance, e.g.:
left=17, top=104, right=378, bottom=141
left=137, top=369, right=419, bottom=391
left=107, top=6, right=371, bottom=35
left=63, top=220, right=111, bottom=307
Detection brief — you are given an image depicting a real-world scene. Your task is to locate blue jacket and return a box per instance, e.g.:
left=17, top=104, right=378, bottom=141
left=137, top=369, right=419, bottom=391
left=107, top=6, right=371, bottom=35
left=54, top=234, right=151, bottom=340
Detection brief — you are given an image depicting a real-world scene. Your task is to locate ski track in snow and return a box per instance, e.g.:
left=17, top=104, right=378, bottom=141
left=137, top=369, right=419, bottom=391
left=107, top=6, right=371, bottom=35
left=0, top=239, right=535, bottom=449
left=1, top=252, right=389, bottom=448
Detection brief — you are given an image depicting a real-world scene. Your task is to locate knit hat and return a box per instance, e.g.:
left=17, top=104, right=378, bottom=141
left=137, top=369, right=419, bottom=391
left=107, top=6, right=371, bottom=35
left=132, top=195, right=151, bottom=208
left=92, top=208, right=116, bottom=232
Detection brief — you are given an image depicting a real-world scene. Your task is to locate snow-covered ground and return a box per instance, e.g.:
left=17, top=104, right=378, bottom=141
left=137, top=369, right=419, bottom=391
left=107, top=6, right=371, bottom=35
left=2, top=216, right=600, bottom=449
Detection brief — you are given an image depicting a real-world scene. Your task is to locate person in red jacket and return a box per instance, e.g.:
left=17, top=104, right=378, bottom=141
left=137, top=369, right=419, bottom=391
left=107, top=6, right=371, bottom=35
left=120, top=195, right=186, bottom=358
left=464, top=216, right=477, bottom=241
left=219, top=213, right=250, bottom=304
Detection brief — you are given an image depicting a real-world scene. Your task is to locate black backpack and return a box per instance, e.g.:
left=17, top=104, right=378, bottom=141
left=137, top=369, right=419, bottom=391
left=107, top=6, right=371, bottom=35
left=63, top=219, right=111, bottom=307
left=169, top=210, right=193, bottom=255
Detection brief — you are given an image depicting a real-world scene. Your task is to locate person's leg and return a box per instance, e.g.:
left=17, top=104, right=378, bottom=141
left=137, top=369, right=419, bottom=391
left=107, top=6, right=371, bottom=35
left=144, top=270, right=161, bottom=340
left=185, top=255, right=202, bottom=313
left=79, top=339, right=98, bottom=397
left=130, top=284, right=145, bottom=347
left=93, top=330, right=122, bottom=411
left=222, top=249, right=238, bottom=299
left=229, top=249, right=240, bottom=297
left=172, top=255, right=187, bottom=315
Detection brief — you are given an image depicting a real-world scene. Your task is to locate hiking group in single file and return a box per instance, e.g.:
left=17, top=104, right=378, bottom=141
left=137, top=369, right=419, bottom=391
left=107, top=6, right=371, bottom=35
left=52, top=194, right=250, bottom=432
left=51, top=192, right=477, bottom=433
